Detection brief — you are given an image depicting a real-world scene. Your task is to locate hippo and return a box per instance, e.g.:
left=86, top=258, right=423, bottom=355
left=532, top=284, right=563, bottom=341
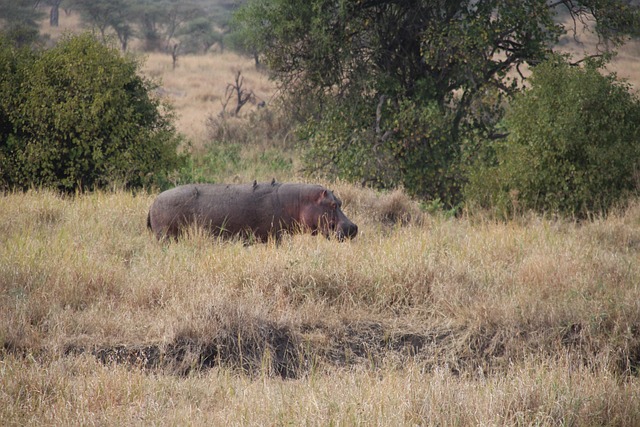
left=147, top=181, right=358, bottom=242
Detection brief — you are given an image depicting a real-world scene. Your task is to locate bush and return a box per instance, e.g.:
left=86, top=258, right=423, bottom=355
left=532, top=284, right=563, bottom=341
left=301, top=97, right=397, bottom=188
left=0, top=33, right=185, bottom=192
left=466, top=57, right=640, bottom=218
left=302, top=97, right=464, bottom=208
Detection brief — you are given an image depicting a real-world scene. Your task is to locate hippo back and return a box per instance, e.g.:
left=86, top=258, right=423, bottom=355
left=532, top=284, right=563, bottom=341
left=148, top=183, right=281, bottom=240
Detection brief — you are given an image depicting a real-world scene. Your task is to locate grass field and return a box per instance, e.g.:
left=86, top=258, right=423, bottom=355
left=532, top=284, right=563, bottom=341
left=2, top=189, right=640, bottom=425
left=2, top=10, right=640, bottom=426
left=141, top=51, right=276, bottom=145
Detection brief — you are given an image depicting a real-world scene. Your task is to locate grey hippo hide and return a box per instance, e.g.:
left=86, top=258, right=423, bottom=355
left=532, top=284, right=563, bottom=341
left=147, top=181, right=358, bottom=242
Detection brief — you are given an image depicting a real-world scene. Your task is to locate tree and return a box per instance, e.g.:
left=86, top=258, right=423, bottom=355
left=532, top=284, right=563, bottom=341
left=0, top=33, right=185, bottom=192
left=178, top=16, right=222, bottom=54
left=235, top=0, right=640, bottom=206
left=136, top=0, right=165, bottom=51
left=70, top=0, right=135, bottom=50
left=0, top=0, right=42, bottom=26
left=50, top=0, right=63, bottom=26
left=133, top=0, right=204, bottom=52
left=466, top=57, right=640, bottom=217
left=35, top=0, right=64, bottom=27
left=0, top=0, right=45, bottom=47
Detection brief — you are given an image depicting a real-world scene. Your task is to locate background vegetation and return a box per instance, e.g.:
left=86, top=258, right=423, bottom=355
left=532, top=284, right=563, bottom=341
left=1, top=2, right=640, bottom=425
left=0, top=33, right=184, bottom=192
left=466, top=56, right=640, bottom=218
left=237, top=0, right=640, bottom=213
left=1, top=0, right=639, bottom=215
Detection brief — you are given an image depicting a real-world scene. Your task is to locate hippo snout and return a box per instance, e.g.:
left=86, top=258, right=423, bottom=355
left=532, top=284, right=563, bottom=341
left=346, top=222, right=358, bottom=238
left=337, top=221, right=358, bottom=241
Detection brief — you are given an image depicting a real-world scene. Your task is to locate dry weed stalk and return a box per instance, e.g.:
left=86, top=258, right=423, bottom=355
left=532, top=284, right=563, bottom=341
left=220, top=70, right=256, bottom=117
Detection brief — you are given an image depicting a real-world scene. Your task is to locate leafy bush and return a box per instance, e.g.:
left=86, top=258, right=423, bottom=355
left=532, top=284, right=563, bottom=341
left=0, top=33, right=185, bottom=192
left=301, top=98, right=394, bottom=188
left=178, top=141, right=294, bottom=185
left=466, top=57, right=640, bottom=217
left=179, top=107, right=295, bottom=184
left=302, top=97, right=464, bottom=208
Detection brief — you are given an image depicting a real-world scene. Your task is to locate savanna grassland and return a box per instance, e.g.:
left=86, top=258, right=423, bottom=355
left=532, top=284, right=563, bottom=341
left=2, top=12, right=640, bottom=426
left=3, top=187, right=640, bottom=425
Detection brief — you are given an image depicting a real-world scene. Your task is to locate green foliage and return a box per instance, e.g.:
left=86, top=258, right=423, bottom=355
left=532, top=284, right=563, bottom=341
left=302, top=97, right=465, bottom=206
left=466, top=57, right=640, bottom=217
left=0, top=33, right=185, bottom=192
left=181, top=109, right=296, bottom=184
left=392, top=100, right=464, bottom=207
left=235, top=0, right=640, bottom=207
left=301, top=98, right=396, bottom=187
left=0, top=0, right=46, bottom=47
left=70, top=0, right=134, bottom=51
left=177, top=141, right=293, bottom=184
left=183, top=142, right=242, bottom=183
left=177, top=17, right=222, bottom=54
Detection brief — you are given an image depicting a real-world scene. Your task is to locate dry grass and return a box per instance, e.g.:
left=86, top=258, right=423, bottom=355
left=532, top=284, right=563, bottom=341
left=2, top=189, right=640, bottom=425
left=2, top=353, right=639, bottom=426
left=7, top=11, right=638, bottom=425
left=142, top=52, right=275, bottom=145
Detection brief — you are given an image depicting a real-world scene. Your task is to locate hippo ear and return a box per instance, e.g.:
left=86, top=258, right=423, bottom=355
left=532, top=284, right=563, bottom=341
left=316, top=189, right=328, bottom=203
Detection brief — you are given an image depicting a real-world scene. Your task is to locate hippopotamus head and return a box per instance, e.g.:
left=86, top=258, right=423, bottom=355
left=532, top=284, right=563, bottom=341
left=299, top=187, right=358, bottom=240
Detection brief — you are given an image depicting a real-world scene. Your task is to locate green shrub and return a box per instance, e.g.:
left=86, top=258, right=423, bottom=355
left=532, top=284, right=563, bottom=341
left=0, top=33, right=185, bottom=192
left=302, top=97, right=464, bottom=208
left=301, top=97, right=396, bottom=188
left=466, top=57, right=640, bottom=218
left=177, top=141, right=294, bottom=184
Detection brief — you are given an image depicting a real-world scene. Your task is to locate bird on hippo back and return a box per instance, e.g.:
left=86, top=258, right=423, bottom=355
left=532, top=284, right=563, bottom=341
left=147, top=181, right=358, bottom=243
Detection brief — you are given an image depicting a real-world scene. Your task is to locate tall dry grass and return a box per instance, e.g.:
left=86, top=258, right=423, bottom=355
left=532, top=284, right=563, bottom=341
left=2, top=352, right=639, bottom=426
left=2, top=189, right=640, bottom=425
left=142, top=52, right=275, bottom=145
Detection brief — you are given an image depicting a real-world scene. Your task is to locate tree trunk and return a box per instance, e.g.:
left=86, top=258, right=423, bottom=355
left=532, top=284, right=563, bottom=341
left=50, top=3, right=60, bottom=27
left=171, top=44, right=180, bottom=70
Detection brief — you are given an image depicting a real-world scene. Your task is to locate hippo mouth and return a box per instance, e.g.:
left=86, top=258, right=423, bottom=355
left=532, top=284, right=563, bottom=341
left=335, top=223, right=358, bottom=241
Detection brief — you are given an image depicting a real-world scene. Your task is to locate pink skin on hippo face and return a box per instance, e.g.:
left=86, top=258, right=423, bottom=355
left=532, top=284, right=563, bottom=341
left=298, top=189, right=357, bottom=241
left=147, top=182, right=357, bottom=242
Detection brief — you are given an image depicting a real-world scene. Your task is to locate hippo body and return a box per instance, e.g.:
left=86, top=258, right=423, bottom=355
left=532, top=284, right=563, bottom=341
left=147, top=182, right=357, bottom=242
